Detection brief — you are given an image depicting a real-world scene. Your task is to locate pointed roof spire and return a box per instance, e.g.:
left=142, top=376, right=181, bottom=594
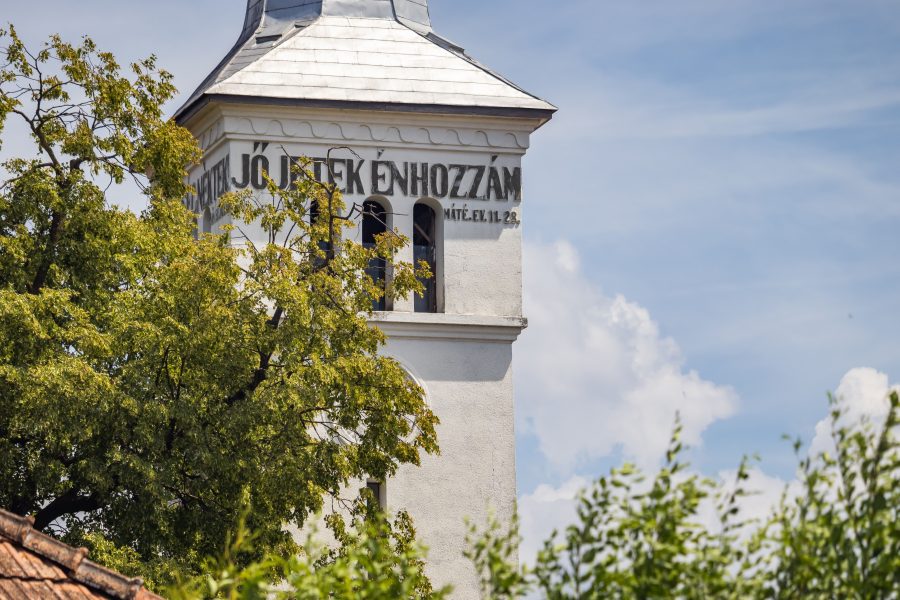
left=175, top=0, right=554, bottom=122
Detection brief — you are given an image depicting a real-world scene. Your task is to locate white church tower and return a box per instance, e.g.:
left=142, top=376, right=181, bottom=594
left=175, top=1, right=554, bottom=595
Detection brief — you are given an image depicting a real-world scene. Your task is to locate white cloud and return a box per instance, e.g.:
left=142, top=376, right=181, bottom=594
left=736, top=468, right=792, bottom=523
left=810, top=367, right=899, bottom=457
left=517, top=240, right=738, bottom=470
left=518, top=368, right=897, bottom=565
left=518, top=467, right=793, bottom=568
left=540, top=64, right=900, bottom=142
left=518, top=476, right=587, bottom=566
left=709, top=467, right=796, bottom=534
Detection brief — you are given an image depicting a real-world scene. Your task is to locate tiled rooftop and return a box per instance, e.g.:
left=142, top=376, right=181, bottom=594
left=0, top=509, right=163, bottom=600
left=176, top=0, right=555, bottom=121
left=208, top=17, right=553, bottom=110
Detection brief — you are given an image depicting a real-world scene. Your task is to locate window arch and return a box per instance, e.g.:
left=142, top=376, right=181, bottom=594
left=413, top=202, right=438, bottom=313
left=202, top=207, right=213, bottom=235
left=362, top=199, right=388, bottom=312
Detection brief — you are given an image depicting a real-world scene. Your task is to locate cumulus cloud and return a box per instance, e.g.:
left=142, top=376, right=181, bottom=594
left=518, top=367, right=897, bottom=566
left=518, top=467, right=793, bottom=567
left=518, top=468, right=792, bottom=566
left=517, top=240, right=738, bottom=470
left=711, top=467, right=796, bottom=532
left=518, top=476, right=587, bottom=566
left=809, top=367, right=900, bottom=457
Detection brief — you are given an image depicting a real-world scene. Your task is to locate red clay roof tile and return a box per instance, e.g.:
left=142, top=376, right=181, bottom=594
left=0, top=509, right=164, bottom=600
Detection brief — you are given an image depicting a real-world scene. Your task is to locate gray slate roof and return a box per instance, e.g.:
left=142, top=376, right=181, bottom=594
left=175, top=0, right=555, bottom=122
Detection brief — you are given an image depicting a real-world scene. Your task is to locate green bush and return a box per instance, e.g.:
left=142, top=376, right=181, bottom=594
left=469, top=392, right=899, bottom=599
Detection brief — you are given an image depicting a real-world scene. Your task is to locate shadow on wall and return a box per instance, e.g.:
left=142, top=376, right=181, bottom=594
left=386, top=340, right=513, bottom=385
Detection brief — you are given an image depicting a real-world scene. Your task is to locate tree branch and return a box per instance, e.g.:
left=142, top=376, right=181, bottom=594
left=223, top=307, right=284, bottom=407
left=10, top=106, right=80, bottom=295
left=33, top=490, right=101, bottom=531
left=27, top=208, right=65, bottom=294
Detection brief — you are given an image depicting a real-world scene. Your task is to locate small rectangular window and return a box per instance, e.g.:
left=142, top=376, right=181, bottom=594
left=366, top=480, right=384, bottom=510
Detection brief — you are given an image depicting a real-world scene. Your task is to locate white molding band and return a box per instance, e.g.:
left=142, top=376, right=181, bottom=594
left=194, top=116, right=532, bottom=154
left=370, top=312, right=527, bottom=343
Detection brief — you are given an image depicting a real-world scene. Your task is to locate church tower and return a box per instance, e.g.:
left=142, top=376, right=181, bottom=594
left=175, top=1, right=554, bottom=595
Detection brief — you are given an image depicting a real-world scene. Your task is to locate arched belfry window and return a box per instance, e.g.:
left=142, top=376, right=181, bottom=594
left=362, top=200, right=388, bottom=312
left=202, top=207, right=213, bottom=235
left=413, top=203, right=437, bottom=314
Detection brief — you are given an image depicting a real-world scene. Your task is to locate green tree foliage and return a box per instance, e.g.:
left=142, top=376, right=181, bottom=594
left=755, top=392, right=900, bottom=598
left=170, top=503, right=450, bottom=600
left=465, top=511, right=529, bottom=600
left=0, top=27, right=438, bottom=582
left=183, top=390, right=897, bottom=599
left=469, top=392, right=899, bottom=599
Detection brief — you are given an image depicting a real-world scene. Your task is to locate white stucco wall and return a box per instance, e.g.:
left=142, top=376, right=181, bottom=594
left=381, top=318, right=519, bottom=597
left=183, top=104, right=543, bottom=599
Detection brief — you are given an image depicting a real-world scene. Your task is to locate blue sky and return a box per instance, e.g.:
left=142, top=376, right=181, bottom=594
left=430, top=0, right=900, bottom=482
left=5, top=0, right=900, bottom=552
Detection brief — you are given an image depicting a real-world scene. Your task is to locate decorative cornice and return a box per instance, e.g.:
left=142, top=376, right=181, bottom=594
left=179, top=94, right=553, bottom=132
left=231, top=116, right=528, bottom=150
left=196, top=120, right=227, bottom=153
left=370, top=313, right=527, bottom=343
left=191, top=112, right=532, bottom=154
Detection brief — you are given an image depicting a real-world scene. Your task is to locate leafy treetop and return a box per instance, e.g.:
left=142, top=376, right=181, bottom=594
left=0, top=26, right=437, bottom=583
